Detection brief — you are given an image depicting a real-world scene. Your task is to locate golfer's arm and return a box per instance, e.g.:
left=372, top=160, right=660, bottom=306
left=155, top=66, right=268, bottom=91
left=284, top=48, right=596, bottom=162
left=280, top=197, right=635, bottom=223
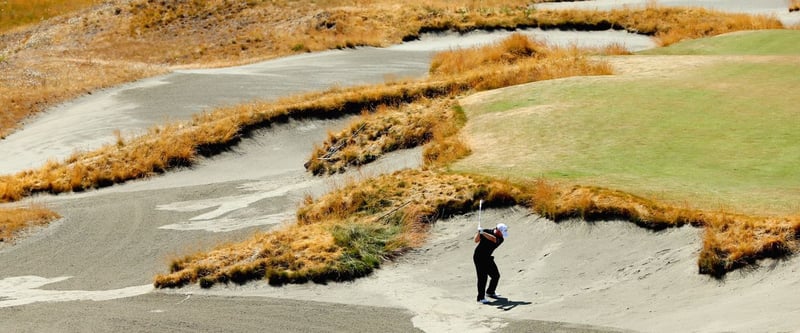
left=474, top=232, right=481, bottom=243
left=480, top=231, right=497, bottom=243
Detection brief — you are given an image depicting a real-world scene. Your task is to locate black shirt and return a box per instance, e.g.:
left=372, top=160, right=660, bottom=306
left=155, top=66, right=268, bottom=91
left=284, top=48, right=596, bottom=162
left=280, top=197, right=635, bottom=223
left=474, top=228, right=504, bottom=258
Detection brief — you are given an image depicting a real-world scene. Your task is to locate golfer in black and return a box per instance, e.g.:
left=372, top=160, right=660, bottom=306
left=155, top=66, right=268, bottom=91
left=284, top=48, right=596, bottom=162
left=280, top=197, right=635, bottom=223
left=473, top=223, right=508, bottom=304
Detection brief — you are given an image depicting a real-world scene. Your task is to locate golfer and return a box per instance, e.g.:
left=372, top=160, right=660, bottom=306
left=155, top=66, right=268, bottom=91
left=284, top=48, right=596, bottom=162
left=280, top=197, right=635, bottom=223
left=473, top=223, right=508, bottom=304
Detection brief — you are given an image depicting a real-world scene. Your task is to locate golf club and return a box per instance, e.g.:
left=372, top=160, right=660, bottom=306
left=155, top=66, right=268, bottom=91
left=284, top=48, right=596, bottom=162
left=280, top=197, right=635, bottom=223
left=477, top=199, right=483, bottom=231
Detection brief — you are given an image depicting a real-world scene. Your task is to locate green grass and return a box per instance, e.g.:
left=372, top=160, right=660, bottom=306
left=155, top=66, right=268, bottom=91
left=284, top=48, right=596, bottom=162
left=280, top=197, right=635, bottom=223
left=453, top=59, right=800, bottom=215
left=638, top=30, right=800, bottom=55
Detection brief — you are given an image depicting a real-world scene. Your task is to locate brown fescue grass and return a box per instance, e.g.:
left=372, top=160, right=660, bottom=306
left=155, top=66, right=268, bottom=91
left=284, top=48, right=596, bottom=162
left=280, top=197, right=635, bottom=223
left=307, top=34, right=611, bottom=175
left=583, top=42, right=634, bottom=56
left=0, top=0, right=99, bottom=32
left=533, top=179, right=800, bottom=277
left=523, top=178, right=800, bottom=278
left=422, top=104, right=472, bottom=169
left=0, top=204, right=60, bottom=242
left=154, top=169, right=528, bottom=288
left=429, top=34, right=614, bottom=91
left=306, top=98, right=457, bottom=175
left=529, top=180, right=705, bottom=230
left=154, top=165, right=800, bottom=287
left=0, top=56, right=166, bottom=139
left=1, top=1, right=781, bottom=138
left=699, top=213, right=800, bottom=277
left=1, top=34, right=611, bottom=202
left=2, top=1, right=791, bottom=281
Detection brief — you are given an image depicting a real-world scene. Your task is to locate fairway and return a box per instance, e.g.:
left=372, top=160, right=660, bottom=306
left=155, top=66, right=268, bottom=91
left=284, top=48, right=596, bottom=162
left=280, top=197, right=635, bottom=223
left=638, top=30, right=800, bottom=55
left=454, top=55, right=800, bottom=215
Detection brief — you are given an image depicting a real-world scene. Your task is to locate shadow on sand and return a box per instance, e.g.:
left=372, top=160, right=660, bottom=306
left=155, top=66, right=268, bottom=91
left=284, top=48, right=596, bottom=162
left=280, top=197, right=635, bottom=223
left=487, top=296, right=532, bottom=311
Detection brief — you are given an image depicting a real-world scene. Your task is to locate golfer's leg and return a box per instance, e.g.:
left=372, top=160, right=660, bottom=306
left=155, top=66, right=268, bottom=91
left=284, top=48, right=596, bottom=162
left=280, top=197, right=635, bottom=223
left=474, top=257, right=487, bottom=301
left=486, top=257, right=500, bottom=295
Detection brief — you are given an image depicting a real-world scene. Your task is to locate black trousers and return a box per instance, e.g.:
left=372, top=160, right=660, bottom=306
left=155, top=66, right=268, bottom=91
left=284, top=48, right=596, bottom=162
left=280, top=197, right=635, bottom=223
left=473, top=255, right=500, bottom=301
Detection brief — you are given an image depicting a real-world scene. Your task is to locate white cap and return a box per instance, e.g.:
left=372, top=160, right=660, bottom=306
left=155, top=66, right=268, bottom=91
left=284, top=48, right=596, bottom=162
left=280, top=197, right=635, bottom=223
left=496, top=223, right=508, bottom=238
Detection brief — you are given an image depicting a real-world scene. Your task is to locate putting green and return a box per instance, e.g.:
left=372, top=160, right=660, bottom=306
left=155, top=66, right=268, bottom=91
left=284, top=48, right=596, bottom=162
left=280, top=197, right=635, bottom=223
left=638, top=30, right=800, bottom=55
left=453, top=57, right=800, bottom=215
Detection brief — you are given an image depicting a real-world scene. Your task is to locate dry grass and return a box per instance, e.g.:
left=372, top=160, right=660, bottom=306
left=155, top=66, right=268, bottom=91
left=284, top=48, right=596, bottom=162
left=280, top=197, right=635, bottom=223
left=0, top=0, right=99, bottom=32
left=524, top=178, right=800, bottom=277
left=422, top=104, right=472, bottom=169
left=530, top=180, right=704, bottom=229
left=0, top=204, right=60, bottom=243
left=1, top=33, right=612, bottom=203
left=699, top=213, right=800, bottom=277
left=154, top=169, right=527, bottom=288
left=306, top=98, right=457, bottom=175
left=2, top=1, right=792, bottom=281
left=307, top=34, right=612, bottom=175
left=429, top=33, right=615, bottom=91
left=4, top=28, right=791, bottom=279
left=0, top=1, right=781, bottom=138
left=0, top=57, right=167, bottom=139
left=154, top=165, right=800, bottom=286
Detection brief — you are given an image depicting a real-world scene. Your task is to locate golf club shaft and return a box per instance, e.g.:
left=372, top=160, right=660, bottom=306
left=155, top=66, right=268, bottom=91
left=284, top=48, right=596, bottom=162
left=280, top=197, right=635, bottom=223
left=478, top=199, right=483, bottom=230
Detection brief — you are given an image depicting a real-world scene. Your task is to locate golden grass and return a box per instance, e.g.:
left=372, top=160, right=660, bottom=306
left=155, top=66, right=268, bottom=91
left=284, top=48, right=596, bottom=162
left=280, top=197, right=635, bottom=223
left=529, top=179, right=800, bottom=277
left=154, top=169, right=527, bottom=288
left=306, top=34, right=611, bottom=175
left=1, top=1, right=792, bottom=281
left=0, top=204, right=60, bottom=242
left=0, top=0, right=100, bottom=32
left=699, top=213, right=800, bottom=277
left=0, top=1, right=781, bottom=138
left=306, top=98, right=457, bottom=175
left=0, top=58, right=167, bottom=139
left=1, top=34, right=611, bottom=202
left=422, top=104, right=472, bottom=169
left=154, top=163, right=800, bottom=286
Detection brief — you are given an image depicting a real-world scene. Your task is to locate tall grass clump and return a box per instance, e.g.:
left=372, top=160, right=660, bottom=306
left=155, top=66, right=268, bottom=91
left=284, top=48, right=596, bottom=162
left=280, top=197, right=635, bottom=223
left=422, top=104, right=472, bottom=169
left=430, top=33, right=613, bottom=91
left=306, top=98, right=459, bottom=175
left=698, top=214, right=800, bottom=277
left=154, top=170, right=528, bottom=288
left=0, top=205, right=60, bottom=242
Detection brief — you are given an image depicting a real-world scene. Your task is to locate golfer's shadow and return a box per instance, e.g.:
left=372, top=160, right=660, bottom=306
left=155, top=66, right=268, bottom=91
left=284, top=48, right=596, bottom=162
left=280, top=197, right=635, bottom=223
left=488, top=296, right=531, bottom=311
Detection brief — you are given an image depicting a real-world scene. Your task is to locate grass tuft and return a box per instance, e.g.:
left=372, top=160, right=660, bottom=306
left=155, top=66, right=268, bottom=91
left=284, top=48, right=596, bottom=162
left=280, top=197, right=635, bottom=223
left=698, top=213, right=800, bottom=277
left=0, top=204, right=60, bottom=243
left=154, top=170, right=527, bottom=288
